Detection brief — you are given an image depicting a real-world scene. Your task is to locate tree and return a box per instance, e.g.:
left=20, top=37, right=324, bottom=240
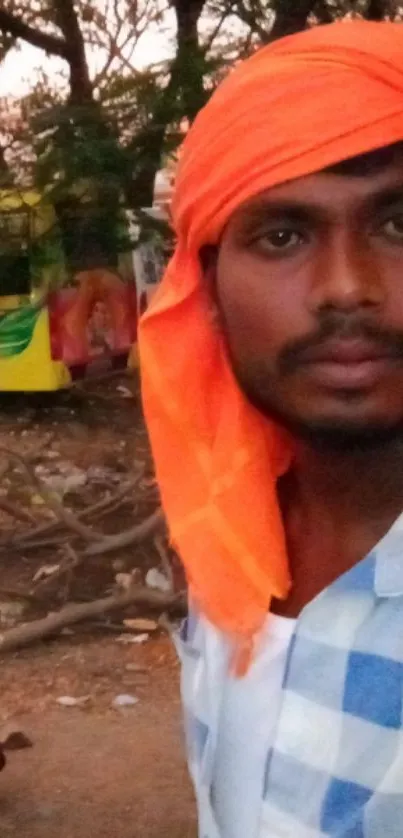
left=212, top=1, right=402, bottom=43
left=0, top=1, right=214, bottom=211
left=0, top=1, right=170, bottom=207
left=0, top=0, right=401, bottom=214
left=0, top=1, right=246, bottom=208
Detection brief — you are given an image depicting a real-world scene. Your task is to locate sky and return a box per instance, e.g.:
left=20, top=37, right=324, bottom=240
left=0, top=12, right=176, bottom=98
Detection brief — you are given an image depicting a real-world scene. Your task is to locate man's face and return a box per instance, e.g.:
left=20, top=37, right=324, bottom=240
left=213, top=150, right=403, bottom=445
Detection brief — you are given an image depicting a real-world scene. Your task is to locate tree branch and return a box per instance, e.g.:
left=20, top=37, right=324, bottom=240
left=270, top=0, right=318, bottom=40
left=8, top=479, right=137, bottom=548
left=52, top=0, right=94, bottom=104
left=314, top=0, right=333, bottom=24
left=364, top=0, right=389, bottom=19
left=83, top=508, right=165, bottom=557
left=0, top=8, right=69, bottom=59
left=0, top=446, right=108, bottom=543
left=233, top=0, right=271, bottom=42
left=202, top=5, right=233, bottom=54
left=0, top=585, right=184, bottom=655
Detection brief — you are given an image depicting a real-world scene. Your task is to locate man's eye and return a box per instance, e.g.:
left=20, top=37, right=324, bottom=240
left=257, top=229, right=304, bottom=253
left=381, top=216, right=403, bottom=242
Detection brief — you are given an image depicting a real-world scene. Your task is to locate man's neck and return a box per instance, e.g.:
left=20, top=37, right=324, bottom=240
left=272, top=438, right=403, bottom=618
left=292, top=437, right=403, bottom=525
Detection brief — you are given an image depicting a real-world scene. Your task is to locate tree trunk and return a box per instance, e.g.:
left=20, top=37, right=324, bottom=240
left=363, top=0, right=389, bottom=19
left=314, top=1, right=333, bottom=24
left=175, top=0, right=208, bottom=121
left=0, top=144, right=14, bottom=188
left=127, top=0, right=208, bottom=208
left=52, top=0, right=94, bottom=105
left=270, top=0, right=318, bottom=40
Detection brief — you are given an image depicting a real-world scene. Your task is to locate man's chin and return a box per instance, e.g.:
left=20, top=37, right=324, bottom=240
left=274, top=414, right=403, bottom=452
left=238, top=377, right=403, bottom=451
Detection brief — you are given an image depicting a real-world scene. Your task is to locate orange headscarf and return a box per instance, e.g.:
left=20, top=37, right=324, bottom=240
left=139, top=21, right=403, bottom=658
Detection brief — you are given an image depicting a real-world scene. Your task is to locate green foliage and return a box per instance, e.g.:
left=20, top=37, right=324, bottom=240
left=0, top=0, right=401, bottom=262
left=0, top=304, right=41, bottom=357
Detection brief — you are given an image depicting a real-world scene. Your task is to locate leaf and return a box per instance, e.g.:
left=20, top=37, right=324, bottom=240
left=33, top=564, right=60, bottom=583
left=115, top=633, right=149, bottom=645
left=30, top=493, right=45, bottom=506
left=123, top=618, right=158, bottom=632
left=112, top=694, right=139, bottom=709
left=56, top=695, right=91, bottom=707
left=145, top=567, right=171, bottom=593
left=116, top=385, right=133, bottom=399
left=0, top=305, right=41, bottom=358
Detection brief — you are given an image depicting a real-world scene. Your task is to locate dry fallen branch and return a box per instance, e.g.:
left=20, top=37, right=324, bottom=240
left=0, top=443, right=171, bottom=649
left=31, top=544, right=81, bottom=600
left=6, top=509, right=165, bottom=605
left=153, top=535, right=174, bottom=593
left=0, top=446, right=106, bottom=543
left=0, top=586, right=39, bottom=604
left=0, top=586, right=185, bottom=655
left=6, top=479, right=138, bottom=549
left=0, top=455, right=38, bottom=524
left=0, top=446, right=147, bottom=555
left=0, top=496, right=37, bottom=525
left=82, top=508, right=165, bottom=557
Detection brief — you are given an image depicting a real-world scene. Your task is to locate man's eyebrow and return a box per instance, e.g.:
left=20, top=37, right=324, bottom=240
left=234, top=182, right=403, bottom=230
left=234, top=200, right=325, bottom=230
left=367, top=183, right=403, bottom=211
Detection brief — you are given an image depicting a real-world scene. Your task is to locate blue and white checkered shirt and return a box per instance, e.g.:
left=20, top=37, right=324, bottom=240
left=176, top=512, right=403, bottom=837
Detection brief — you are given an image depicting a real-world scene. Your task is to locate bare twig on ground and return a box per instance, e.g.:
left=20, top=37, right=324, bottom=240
left=1, top=448, right=145, bottom=544
left=0, top=586, right=185, bottom=655
left=33, top=433, right=56, bottom=457
left=82, top=508, right=165, bottom=557
left=0, top=453, right=38, bottom=524
left=0, top=446, right=106, bottom=542
left=31, top=544, right=81, bottom=600
left=153, top=535, right=175, bottom=593
left=0, top=447, right=151, bottom=549
left=16, top=508, right=164, bottom=562
left=158, top=612, right=176, bottom=636
left=0, top=586, right=40, bottom=603
left=5, top=479, right=138, bottom=549
left=0, top=497, right=37, bottom=525
left=61, top=545, right=81, bottom=603
left=0, top=441, right=171, bottom=649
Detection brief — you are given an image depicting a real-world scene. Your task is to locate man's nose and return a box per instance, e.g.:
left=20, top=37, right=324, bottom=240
left=308, top=234, right=386, bottom=313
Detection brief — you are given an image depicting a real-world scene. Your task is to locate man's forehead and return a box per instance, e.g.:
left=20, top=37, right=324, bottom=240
left=324, top=141, right=403, bottom=177
left=228, top=145, right=403, bottom=226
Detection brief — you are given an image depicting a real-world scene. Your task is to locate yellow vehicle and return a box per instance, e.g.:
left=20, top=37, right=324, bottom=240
left=0, top=190, right=139, bottom=391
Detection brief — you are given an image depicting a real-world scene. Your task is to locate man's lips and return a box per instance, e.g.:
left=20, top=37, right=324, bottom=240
left=297, top=340, right=400, bottom=389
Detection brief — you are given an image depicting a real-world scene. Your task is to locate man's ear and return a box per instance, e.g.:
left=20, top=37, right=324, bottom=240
left=199, top=244, right=219, bottom=297
left=199, top=244, right=218, bottom=275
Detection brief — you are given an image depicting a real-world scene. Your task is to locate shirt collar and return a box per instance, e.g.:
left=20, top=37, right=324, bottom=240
left=373, top=511, right=403, bottom=598
left=326, top=512, right=403, bottom=599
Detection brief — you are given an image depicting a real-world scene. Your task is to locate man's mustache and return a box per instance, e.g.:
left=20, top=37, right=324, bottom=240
left=278, top=313, right=403, bottom=374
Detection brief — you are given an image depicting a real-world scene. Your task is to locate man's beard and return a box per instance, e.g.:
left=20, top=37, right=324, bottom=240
left=228, top=310, right=403, bottom=452
left=246, top=391, right=403, bottom=453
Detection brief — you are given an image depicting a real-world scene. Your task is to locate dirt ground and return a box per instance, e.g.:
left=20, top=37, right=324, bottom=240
left=0, top=372, right=197, bottom=838
left=1, top=635, right=196, bottom=838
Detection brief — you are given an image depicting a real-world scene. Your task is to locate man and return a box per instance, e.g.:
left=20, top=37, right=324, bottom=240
left=139, top=20, right=403, bottom=837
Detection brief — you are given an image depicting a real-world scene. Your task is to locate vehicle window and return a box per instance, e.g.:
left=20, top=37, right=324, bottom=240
left=0, top=210, right=32, bottom=296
